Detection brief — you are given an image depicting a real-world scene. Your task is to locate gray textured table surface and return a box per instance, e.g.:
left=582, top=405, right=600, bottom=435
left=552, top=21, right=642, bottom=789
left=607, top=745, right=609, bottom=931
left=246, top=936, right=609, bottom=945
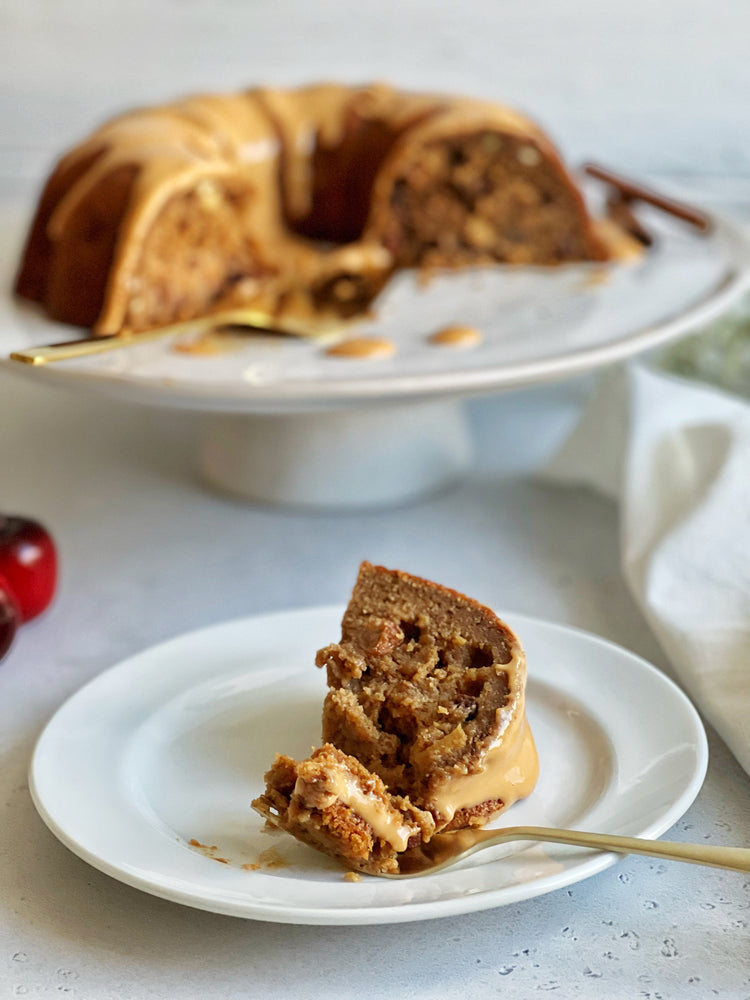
left=3, top=1, right=750, bottom=995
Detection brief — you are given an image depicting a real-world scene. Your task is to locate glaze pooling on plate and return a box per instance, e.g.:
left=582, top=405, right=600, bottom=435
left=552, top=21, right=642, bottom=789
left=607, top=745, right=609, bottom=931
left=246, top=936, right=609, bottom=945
left=29, top=607, right=707, bottom=925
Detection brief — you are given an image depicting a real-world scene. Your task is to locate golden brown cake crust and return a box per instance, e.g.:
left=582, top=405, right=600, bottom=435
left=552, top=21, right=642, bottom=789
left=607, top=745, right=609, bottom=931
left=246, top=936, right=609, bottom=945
left=16, top=83, right=607, bottom=337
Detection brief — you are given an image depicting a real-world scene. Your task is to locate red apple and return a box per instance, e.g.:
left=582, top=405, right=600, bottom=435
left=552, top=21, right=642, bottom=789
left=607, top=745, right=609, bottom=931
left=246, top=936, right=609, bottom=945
left=0, top=515, right=58, bottom=622
left=0, top=574, right=19, bottom=660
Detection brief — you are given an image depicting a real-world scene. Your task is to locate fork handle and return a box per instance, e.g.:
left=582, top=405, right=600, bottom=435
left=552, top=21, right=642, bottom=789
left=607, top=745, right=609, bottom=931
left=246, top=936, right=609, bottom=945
left=8, top=310, right=321, bottom=366
left=497, top=826, right=750, bottom=872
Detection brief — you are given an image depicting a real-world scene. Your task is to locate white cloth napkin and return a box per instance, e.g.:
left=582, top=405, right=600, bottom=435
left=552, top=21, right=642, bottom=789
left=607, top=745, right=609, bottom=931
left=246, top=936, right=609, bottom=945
left=545, top=363, right=750, bottom=776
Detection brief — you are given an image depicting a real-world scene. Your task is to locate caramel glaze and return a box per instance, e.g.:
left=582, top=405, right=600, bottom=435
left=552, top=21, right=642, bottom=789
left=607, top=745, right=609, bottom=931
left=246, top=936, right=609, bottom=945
left=420, top=648, right=539, bottom=830
left=429, top=324, right=483, bottom=348
left=325, top=335, right=396, bottom=359
left=317, top=764, right=418, bottom=852
left=17, top=83, right=608, bottom=336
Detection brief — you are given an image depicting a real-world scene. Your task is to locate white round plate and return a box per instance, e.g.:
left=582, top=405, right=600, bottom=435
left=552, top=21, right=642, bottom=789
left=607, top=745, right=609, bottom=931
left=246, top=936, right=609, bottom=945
left=30, top=606, right=707, bottom=925
left=3, top=196, right=750, bottom=413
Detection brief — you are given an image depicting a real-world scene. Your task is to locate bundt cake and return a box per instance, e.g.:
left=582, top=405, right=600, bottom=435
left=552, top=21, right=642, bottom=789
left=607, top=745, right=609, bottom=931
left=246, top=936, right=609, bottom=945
left=253, top=562, right=538, bottom=873
left=16, top=83, right=608, bottom=337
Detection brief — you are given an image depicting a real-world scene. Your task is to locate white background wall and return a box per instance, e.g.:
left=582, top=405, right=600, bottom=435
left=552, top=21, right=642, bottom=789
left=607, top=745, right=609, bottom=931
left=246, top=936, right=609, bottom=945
left=3, top=0, right=749, bottom=193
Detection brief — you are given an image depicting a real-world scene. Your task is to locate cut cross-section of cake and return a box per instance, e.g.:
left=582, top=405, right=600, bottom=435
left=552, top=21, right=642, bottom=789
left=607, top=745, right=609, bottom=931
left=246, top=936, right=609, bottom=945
left=252, top=563, right=539, bottom=874
left=252, top=744, right=436, bottom=875
left=317, top=562, right=539, bottom=832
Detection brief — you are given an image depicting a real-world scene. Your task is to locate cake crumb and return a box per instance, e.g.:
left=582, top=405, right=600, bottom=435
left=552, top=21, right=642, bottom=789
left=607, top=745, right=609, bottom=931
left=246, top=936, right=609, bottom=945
left=242, top=849, right=286, bottom=871
left=188, top=838, right=221, bottom=860
left=343, top=871, right=362, bottom=882
left=189, top=838, right=218, bottom=853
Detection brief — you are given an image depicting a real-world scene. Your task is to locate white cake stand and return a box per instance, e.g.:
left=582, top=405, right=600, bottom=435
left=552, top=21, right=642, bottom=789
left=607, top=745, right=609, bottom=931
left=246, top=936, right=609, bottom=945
left=3, top=202, right=749, bottom=507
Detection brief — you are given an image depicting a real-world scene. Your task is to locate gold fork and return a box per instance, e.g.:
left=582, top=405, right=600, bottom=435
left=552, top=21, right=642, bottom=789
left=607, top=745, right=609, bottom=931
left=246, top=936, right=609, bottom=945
left=9, top=310, right=335, bottom=365
left=377, top=824, right=750, bottom=878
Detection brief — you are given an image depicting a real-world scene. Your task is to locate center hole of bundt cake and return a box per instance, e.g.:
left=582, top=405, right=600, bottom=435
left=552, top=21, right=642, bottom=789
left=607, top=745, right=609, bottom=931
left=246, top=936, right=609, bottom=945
left=285, top=118, right=405, bottom=245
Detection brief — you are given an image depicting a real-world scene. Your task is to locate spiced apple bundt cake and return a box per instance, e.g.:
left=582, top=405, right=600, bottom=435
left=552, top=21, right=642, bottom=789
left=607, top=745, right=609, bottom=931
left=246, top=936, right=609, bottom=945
left=252, top=562, right=538, bottom=874
left=16, top=83, right=607, bottom=337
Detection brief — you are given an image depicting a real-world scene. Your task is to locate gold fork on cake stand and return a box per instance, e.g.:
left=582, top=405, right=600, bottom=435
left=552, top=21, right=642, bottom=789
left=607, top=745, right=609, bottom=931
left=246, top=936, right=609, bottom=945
left=8, top=310, right=330, bottom=365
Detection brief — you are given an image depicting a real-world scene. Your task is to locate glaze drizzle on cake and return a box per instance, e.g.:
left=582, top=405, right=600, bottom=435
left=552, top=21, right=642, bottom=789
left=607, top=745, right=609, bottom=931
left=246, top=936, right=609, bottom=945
left=16, top=84, right=608, bottom=337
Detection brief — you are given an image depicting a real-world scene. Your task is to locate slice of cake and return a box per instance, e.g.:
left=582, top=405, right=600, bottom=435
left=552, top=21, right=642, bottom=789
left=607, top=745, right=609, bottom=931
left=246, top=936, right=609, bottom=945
left=317, top=562, right=538, bottom=832
left=252, top=563, right=538, bottom=873
left=252, top=744, right=435, bottom=876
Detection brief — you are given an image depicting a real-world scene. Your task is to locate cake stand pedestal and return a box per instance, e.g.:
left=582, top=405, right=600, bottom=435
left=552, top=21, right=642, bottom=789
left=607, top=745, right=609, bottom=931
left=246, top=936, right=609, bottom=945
left=196, top=399, right=473, bottom=508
